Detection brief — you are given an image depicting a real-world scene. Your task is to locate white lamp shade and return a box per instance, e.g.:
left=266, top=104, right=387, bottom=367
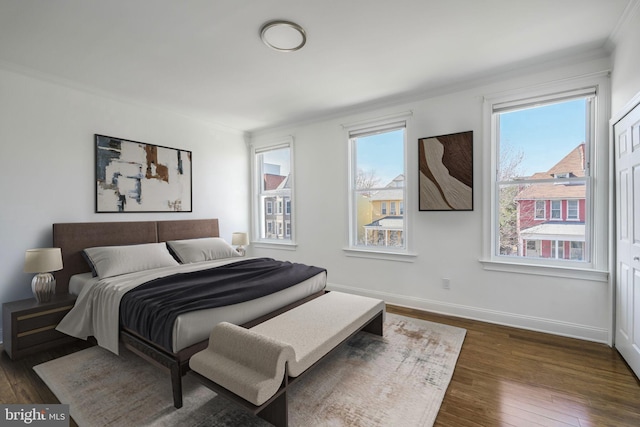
left=24, top=248, right=63, bottom=273
left=231, top=232, right=249, bottom=246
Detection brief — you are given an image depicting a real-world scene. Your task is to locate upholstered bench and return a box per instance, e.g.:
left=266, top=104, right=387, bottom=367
left=188, top=291, right=385, bottom=426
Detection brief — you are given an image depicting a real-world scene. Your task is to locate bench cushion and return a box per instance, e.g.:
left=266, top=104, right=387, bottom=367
left=189, top=322, right=294, bottom=406
left=251, top=291, right=385, bottom=376
left=189, top=291, right=385, bottom=406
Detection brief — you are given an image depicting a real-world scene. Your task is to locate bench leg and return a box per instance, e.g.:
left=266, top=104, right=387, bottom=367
left=363, top=311, right=384, bottom=336
left=256, top=390, right=288, bottom=427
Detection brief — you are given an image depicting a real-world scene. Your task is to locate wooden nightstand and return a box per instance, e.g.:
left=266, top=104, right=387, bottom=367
left=2, top=294, right=77, bottom=360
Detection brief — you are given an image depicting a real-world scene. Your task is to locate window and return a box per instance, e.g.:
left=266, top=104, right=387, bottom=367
left=252, top=139, right=294, bottom=244
left=567, top=200, right=579, bottom=220
left=551, top=240, right=565, bottom=259
left=484, top=77, right=610, bottom=277
left=535, top=200, right=546, bottom=219
left=347, top=114, right=409, bottom=253
left=570, top=241, right=584, bottom=260
left=550, top=200, right=561, bottom=220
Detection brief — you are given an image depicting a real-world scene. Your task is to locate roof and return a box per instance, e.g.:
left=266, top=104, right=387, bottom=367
left=515, top=144, right=586, bottom=200
left=264, top=174, right=286, bottom=191
left=277, top=174, right=292, bottom=190
left=364, top=216, right=404, bottom=229
left=520, top=222, right=585, bottom=241
left=370, top=175, right=404, bottom=201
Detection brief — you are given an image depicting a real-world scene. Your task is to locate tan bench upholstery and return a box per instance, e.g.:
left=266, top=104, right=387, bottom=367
left=189, top=291, right=385, bottom=425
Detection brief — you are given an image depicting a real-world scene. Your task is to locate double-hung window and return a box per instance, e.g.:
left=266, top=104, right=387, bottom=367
left=551, top=200, right=562, bottom=220
left=534, top=200, right=546, bottom=219
left=567, top=200, right=579, bottom=220
left=484, top=75, right=609, bottom=278
left=252, top=138, right=294, bottom=245
left=345, top=113, right=410, bottom=256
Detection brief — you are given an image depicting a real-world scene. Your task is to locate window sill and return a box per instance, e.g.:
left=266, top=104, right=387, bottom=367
left=343, top=247, right=417, bottom=262
left=479, top=258, right=609, bottom=282
left=252, top=241, right=297, bottom=251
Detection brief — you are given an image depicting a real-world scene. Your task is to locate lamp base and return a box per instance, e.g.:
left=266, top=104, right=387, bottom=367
left=32, top=273, right=56, bottom=303
left=236, top=246, right=246, bottom=256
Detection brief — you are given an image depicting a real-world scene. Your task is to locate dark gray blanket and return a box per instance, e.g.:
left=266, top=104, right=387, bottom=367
left=119, top=257, right=326, bottom=352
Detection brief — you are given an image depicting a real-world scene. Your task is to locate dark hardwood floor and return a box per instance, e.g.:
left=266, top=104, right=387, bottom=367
left=1, top=306, right=639, bottom=426
left=387, top=305, right=640, bottom=427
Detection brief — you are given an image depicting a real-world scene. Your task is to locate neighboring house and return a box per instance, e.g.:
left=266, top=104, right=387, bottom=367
left=263, top=172, right=291, bottom=239
left=363, top=175, right=404, bottom=247
left=515, top=144, right=586, bottom=260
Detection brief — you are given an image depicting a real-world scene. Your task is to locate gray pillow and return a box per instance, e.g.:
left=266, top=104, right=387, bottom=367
left=166, top=237, right=241, bottom=264
left=83, top=242, right=179, bottom=278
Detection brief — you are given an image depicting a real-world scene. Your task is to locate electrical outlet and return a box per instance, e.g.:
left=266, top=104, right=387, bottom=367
left=442, top=278, right=450, bottom=289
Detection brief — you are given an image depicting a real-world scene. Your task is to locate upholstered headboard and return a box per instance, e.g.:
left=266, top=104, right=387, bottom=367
left=53, top=219, right=220, bottom=294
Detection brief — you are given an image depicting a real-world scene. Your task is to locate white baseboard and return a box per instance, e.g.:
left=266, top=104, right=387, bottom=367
left=327, top=282, right=610, bottom=344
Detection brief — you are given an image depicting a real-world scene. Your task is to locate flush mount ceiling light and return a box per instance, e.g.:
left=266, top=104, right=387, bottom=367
left=260, top=20, right=306, bottom=52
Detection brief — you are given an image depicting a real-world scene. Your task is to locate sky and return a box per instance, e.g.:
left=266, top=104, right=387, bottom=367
left=499, top=98, right=587, bottom=177
left=355, top=129, right=404, bottom=187
left=262, top=146, right=290, bottom=176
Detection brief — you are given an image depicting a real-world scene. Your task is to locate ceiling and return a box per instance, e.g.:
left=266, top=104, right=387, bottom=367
left=0, top=0, right=633, bottom=133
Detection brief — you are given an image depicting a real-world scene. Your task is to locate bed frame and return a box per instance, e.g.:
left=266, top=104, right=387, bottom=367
left=52, top=218, right=324, bottom=408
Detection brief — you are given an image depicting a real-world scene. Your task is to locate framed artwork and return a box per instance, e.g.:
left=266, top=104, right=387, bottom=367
left=95, top=134, right=192, bottom=212
left=419, top=130, right=473, bottom=211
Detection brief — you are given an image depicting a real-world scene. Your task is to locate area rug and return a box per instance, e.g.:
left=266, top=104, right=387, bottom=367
left=34, top=314, right=465, bottom=427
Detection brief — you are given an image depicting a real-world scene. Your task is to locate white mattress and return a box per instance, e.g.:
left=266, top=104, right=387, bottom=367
left=69, top=272, right=98, bottom=296
left=66, top=265, right=327, bottom=353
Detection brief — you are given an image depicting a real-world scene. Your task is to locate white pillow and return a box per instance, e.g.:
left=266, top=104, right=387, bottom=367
left=167, top=237, right=241, bottom=264
left=83, top=243, right=179, bottom=278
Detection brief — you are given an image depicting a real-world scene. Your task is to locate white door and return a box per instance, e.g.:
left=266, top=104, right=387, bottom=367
left=614, top=100, right=640, bottom=379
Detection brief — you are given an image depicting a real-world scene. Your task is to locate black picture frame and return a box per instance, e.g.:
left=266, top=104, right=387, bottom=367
left=95, top=134, right=192, bottom=213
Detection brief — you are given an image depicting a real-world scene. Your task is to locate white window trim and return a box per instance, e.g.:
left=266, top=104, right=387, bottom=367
left=481, top=72, right=610, bottom=281
left=342, top=110, right=415, bottom=261
left=250, top=136, right=296, bottom=249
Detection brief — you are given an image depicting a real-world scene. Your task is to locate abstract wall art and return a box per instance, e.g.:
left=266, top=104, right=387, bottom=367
left=95, top=134, right=192, bottom=212
left=418, top=131, right=473, bottom=211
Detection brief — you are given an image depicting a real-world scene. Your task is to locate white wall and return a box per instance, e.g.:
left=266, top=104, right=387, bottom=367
left=0, top=69, right=249, bottom=325
left=611, top=3, right=640, bottom=113
left=250, top=55, right=614, bottom=343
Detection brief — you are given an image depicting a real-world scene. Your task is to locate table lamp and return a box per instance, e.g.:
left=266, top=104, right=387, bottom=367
left=24, top=248, right=63, bottom=303
left=231, top=232, right=249, bottom=256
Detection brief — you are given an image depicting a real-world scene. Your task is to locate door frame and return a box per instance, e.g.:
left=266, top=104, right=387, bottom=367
left=609, top=89, right=640, bottom=347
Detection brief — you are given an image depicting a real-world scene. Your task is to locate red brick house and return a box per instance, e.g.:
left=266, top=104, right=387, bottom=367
left=263, top=173, right=291, bottom=239
left=515, top=144, right=586, bottom=260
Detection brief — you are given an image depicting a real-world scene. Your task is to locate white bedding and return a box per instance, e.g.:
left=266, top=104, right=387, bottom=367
left=57, top=258, right=326, bottom=354
left=68, top=272, right=98, bottom=295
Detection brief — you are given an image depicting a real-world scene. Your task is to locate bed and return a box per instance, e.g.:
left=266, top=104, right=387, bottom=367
left=52, top=219, right=326, bottom=408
